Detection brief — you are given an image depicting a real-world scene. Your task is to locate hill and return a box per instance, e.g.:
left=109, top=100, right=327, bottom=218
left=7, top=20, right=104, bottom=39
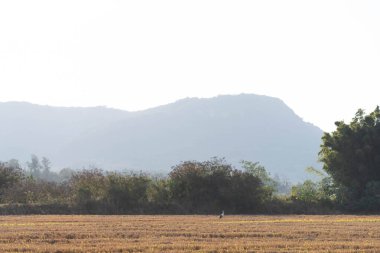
left=0, top=94, right=323, bottom=181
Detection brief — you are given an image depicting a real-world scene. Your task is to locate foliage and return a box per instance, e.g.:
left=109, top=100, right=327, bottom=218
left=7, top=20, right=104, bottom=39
left=241, top=161, right=278, bottom=195
left=0, top=161, right=23, bottom=194
left=69, top=169, right=107, bottom=212
left=291, top=180, right=320, bottom=203
left=1, top=177, right=70, bottom=205
left=169, top=158, right=268, bottom=213
left=319, top=106, right=380, bottom=199
left=0, top=157, right=346, bottom=214
left=105, top=171, right=151, bottom=213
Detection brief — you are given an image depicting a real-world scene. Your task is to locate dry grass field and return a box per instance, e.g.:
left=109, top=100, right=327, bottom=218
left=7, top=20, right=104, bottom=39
left=1, top=215, right=380, bottom=252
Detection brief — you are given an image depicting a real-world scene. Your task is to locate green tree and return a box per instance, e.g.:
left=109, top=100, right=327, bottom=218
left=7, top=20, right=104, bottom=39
left=169, top=159, right=226, bottom=212
left=69, top=169, right=107, bottom=212
left=169, top=158, right=268, bottom=213
left=0, top=162, right=23, bottom=191
left=241, top=161, right=278, bottom=195
left=105, top=172, right=151, bottom=213
left=147, top=177, right=171, bottom=211
left=319, top=106, right=380, bottom=199
left=0, top=161, right=24, bottom=203
left=291, top=180, right=319, bottom=203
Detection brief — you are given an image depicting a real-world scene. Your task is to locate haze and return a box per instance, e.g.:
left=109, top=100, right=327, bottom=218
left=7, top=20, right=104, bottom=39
left=1, top=0, right=379, bottom=132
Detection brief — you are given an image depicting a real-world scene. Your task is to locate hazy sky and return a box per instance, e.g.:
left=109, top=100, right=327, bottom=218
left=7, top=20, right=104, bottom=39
left=1, top=0, right=379, bottom=132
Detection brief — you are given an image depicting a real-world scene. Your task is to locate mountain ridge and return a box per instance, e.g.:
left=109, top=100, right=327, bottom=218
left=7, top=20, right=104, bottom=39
left=0, top=94, right=323, bottom=182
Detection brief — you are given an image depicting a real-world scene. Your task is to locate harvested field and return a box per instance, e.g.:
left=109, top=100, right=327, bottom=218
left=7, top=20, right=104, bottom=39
left=0, top=215, right=380, bottom=252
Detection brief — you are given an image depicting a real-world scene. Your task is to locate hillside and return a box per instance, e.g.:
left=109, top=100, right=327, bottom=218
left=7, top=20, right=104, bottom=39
left=0, top=94, right=323, bottom=181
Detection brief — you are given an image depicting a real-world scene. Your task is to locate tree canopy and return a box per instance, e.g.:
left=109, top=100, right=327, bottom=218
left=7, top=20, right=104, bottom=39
left=319, top=106, right=380, bottom=199
left=169, top=158, right=268, bottom=213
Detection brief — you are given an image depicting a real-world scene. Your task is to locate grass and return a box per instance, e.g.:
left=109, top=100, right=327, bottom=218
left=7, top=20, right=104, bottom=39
left=0, top=215, right=380, bottom=252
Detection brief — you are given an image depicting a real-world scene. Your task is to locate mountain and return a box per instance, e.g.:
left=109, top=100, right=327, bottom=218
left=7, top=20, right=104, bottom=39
left=0, top=94, right=323, bottom=181
left=0, top=102, right=130, bottom=164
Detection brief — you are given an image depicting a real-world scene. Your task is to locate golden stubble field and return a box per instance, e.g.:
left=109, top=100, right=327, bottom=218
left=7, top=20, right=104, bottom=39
left=0, top=215, right=380, bottom=252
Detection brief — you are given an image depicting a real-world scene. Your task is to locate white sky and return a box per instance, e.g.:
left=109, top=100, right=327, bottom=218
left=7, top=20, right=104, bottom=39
left=1, top=0, right=379, bottom=132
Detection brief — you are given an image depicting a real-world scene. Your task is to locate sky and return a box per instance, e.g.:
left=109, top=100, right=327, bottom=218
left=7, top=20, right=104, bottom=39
left=0, top=0, right=379, bottom=132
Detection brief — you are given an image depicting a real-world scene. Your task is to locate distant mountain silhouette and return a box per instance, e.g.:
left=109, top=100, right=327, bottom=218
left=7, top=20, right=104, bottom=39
left=0, top=94, right=323, bottom=181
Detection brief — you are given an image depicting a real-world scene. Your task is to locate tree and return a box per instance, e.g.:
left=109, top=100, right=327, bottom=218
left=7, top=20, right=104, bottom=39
left=41, top=157, right=51, bottom=174
left=69, top=169, right=107, bottom=212
left=27, top=154, right=42, bottom=178
left=169, top=158, right=269, bottom=213
left=146, top=177, right=171, bottom=211
left=291, top=180, right=319, bottom=203
left=105, top=171, right=151, bottom=213
left=0, top=161, right=24, bottom=203
left=319, top=106, right=380, bottom=199
left=169, top=159, right=232, bottom=211
left=241, top=161, right=278, bottom=195
left=0, top=161, right=23, bottom=190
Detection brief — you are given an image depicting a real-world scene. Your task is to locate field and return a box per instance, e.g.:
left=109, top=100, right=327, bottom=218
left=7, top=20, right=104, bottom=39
left=1, top=215, right=380, bottom=252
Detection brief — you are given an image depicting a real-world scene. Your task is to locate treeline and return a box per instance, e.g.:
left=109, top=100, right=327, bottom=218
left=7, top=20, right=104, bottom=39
left=0, top=157, right=334, bottom=215
left=0, top=155, right=377, bottom=215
